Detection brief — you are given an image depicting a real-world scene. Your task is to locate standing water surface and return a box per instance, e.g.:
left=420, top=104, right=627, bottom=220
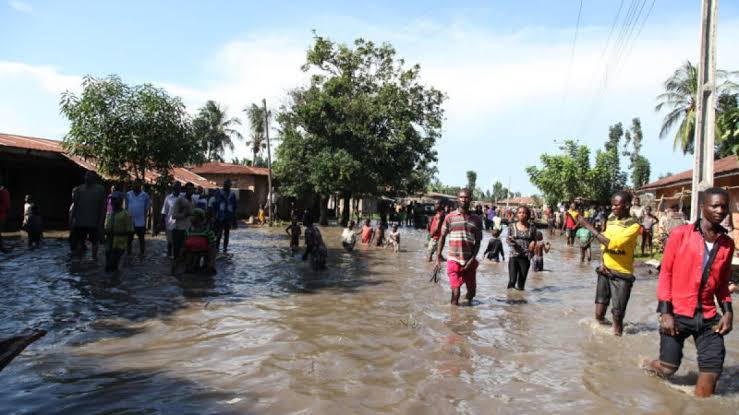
left=0, top=226, right=737, bottom=414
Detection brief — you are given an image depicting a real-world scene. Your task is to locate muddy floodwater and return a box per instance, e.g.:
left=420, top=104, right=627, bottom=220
left=1, top=225, right=737, bottom=414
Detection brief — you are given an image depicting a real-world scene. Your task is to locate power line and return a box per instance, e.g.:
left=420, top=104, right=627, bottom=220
left=560, top=0, right=584, bottom=118
left=577, top=0, right=652, bottom=138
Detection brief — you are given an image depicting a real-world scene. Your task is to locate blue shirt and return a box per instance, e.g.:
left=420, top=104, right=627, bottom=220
left=216, top=189, right=237, bottom=222
left=125, top=190, right=150, bottom=227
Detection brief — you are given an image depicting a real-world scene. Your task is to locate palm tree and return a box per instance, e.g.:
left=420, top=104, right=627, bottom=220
left=243, top=103, right=270, bottom=165
left=193, top=100, right=243, bottom=162
left=655, top=61, right=736, bottom=154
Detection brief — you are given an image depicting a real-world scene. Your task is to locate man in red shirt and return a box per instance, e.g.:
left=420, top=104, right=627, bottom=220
left=435, top=189, right=482, bottom=306
left=644, top=187, right=734, bottom=397
left=0, top=174, right=10, bottom=253
left=427, top=199, right=446, bottom=262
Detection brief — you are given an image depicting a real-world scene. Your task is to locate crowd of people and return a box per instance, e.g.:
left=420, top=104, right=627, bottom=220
left=1, top=169, right=738, bottom=397
left=425, top=187, right=736, bottom=397
left=0, top=171, right=241, bottom=275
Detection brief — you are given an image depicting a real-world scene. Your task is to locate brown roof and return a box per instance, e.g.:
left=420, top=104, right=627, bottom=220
left=0, top=132, right=66, bottom=153
left=189, top=162, right=270, bottom=176
left=496, top=197, right=536, bottom=206
left=0, top=132, right=217, bottom=188
left=640, top=155, right=739, bottom=191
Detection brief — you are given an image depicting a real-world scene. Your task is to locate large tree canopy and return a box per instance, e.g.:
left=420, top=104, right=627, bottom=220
left=60, top=75, right=203, bottom=182
left=193, top=100, right=242, bottom=162
left=274, top=34, right=445, bottom=222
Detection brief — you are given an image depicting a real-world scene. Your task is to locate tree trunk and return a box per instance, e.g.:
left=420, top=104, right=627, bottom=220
left=340, top=192, right=351, bottom=227
left=378, top=199, right=388, bottom=224
left=319, top=195, right=329, bottom=226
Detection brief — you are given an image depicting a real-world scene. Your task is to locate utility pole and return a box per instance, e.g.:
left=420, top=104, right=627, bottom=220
left=263, top=98, right=273, bottom=226
left=690, top=0, right=718, bottom=222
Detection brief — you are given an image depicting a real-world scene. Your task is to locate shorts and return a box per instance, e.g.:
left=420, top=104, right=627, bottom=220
left=134, top=226, right=145, bottom=238
left=71, top=226, right=99, bottom=248
left=566, top=228, right=576, bottom=238
left=659, top=314, right=725, bottom=373
left=532, top=255, right=543, bottom=272
left=427, top=238, right=439, bottom=255
left=595, top=270, right=635, bottom=317
left=447, top=259, right=478, bottom=290
left=579, top=241, right=591, bottom=249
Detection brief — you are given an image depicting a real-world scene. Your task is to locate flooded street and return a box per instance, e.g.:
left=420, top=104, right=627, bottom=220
left=1, top=225, right=737, bottom=414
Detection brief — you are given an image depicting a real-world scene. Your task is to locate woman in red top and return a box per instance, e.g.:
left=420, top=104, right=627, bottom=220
left=643, top=187, right=734, bottom=397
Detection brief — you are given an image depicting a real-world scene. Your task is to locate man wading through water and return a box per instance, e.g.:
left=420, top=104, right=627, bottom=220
left=435, top=189, right=482, bottom=306
left=576, top=191, right=640, bottom=336
left=643, top=187, right=734, bottom=398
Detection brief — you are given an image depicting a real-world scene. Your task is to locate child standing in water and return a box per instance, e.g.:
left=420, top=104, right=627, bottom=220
left=341, top=220, right=358, bottom=252
left=302, top=214, right=327, bottom=270
left=375, top=221, right=386, bottom=247
left=483, top=228, right=505, bottom=262
left=386, top=224, right=400, bottom=252
left=576, top=225, right=593, bottom=262
left=361, top=219, right=374, bottom=244
left=531, top=231, right=550, bottom=272
left=285, top=217, right=301, bottom=250
left=25, top=204, right=43, bottom=249
left=104, top=192, right=133, bottom=272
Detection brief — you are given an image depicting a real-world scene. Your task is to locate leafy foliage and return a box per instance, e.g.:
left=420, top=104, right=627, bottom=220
left=622, top=118, right=650, bottom=188
left=193, top=100, right=242, bottom=162
left=526, top=140, right=591, bottom=207
left=60, top=75, right=203, bottom=181
left=466, top=171, right=477, bottom=193
left=274, top=33, right=445, bottom=207
left=244, top=103, right=269, bottom=165
left=655, top=61, right=737, bottom=154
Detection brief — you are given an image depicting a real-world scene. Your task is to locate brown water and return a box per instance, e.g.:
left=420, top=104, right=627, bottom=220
left=1, top=226, right=737, bottom=414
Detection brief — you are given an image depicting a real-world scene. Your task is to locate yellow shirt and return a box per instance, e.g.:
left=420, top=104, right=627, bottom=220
left=601, top=215, right=640, bottom=274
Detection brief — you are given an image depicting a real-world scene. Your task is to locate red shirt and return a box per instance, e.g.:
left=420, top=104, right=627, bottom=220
left=0, top=187, right=9, bottom=221
left=428, top=212, right=444, bottom=240
left=657, top=223, right=733, bottom=319
left=441, top=210, right=483, bottom=265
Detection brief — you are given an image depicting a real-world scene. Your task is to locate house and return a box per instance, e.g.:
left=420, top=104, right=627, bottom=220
left=495, top=196, right=536, bottom=208
left=638, top=155, right=739, bottom=245
left=0, top=132, right=215, bottom=230
left=188, top=162, right=270, bottom=219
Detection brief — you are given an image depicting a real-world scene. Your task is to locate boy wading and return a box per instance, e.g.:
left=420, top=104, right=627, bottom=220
left=435, top=189, right=482, bottom=306
left=577, top=192, right=640, bottom=336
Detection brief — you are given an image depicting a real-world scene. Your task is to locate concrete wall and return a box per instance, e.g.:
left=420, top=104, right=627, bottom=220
left=195, top=173, right=268, bottom=219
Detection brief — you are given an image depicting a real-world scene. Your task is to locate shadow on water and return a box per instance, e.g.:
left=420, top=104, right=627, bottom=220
left=1, top=354, right=251, bottom=415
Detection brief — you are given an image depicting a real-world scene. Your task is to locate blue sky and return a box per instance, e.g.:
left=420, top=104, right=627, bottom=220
left=2, top=1, right=739, bottom=194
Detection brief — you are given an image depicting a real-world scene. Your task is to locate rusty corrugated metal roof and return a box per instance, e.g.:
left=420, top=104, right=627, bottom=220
left=640, top=155, right=739, bottom=190
left=1, top=132, right=216, bottom=188
left=189, top=162, right=270, bottom=176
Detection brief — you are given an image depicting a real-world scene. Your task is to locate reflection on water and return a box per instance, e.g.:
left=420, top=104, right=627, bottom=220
left=0, top=226, right=737, bottom=414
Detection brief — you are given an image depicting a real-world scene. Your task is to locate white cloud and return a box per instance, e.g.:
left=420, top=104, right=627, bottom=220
left=0, top=61, right=81, bottom=94
left=3, top=12, right=739, bottom=191
left=8, top=0, right=32, bottom=14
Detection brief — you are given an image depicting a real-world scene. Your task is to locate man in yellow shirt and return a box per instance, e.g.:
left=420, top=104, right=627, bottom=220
left=577, top=191, right=640, bottom=336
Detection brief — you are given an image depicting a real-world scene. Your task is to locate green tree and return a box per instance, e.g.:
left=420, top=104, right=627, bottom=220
left=274, top=34, right=445, bottom=225
left=622, top=117, right=651, bottom=188
left=244, top=102, right=269, bottom=165
left=61, top=75, right=203, bottom=182
left=589, top=124, right=627, bottom=204
left=491, top=181, right=509, bottom=202
left=466, top=171, right=477, bottom=195
left=716, top=93, right=739, bottom=158
left=526, top=140, right=591, bottom=207
left=193, top=100, right=243, bottom=162
left=655, top=61, right=737, bottom=154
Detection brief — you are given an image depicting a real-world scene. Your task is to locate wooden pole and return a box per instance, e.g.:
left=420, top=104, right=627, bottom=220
left=263, top=98, right=273, bottom=226
left=690, top=0, right=718, bottom=221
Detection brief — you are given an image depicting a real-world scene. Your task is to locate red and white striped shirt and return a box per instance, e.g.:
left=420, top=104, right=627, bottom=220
left=441, top=211, right=483, bottom=265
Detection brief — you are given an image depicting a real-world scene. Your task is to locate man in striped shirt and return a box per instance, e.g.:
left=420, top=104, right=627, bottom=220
left=435, top=189, right=483, bottom=306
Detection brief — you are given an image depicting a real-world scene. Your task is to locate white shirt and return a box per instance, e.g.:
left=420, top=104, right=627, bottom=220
left=341, top=228, right=356, bottom=245
left=161, top=193, right=180, bottom=231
